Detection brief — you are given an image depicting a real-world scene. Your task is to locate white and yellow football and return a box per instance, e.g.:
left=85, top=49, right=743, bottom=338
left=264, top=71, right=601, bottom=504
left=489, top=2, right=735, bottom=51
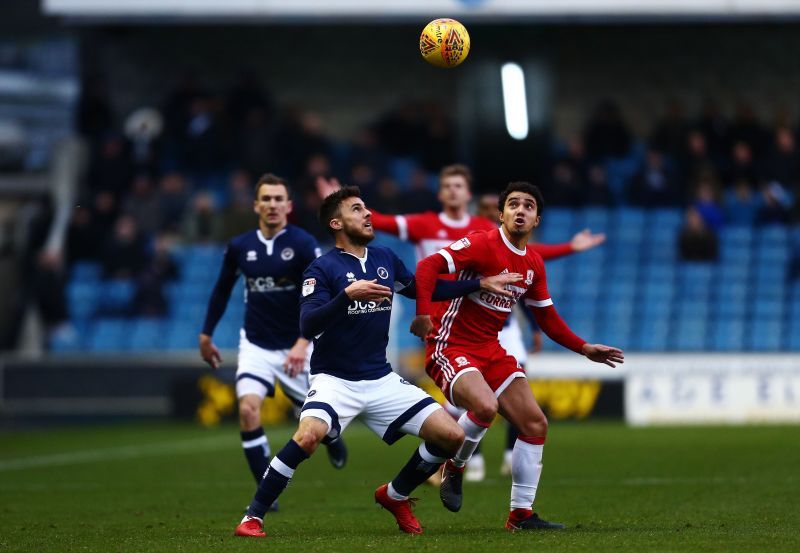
left=419, top=18, right=470, bottom=68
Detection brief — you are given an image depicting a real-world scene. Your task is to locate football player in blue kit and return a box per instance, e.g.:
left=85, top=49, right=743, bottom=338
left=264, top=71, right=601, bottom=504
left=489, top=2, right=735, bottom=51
left=234, top=186, right=520, bottom=537
left=199, top=173, right=347, bottom=506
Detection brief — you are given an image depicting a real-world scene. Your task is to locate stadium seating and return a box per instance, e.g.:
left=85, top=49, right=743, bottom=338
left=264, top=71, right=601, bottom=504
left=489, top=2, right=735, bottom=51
left=62, top=207, right=799, bottom=352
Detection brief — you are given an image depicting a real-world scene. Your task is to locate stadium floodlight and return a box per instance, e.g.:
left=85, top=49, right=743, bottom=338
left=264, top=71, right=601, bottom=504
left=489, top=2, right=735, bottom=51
left=501, top=62, right=529, bottom=141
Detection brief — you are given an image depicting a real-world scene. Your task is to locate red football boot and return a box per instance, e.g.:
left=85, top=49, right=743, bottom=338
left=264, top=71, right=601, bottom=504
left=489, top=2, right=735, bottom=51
left=234, top=516, right=267, bottom=538
left=374, top=484, right=423, bottom=534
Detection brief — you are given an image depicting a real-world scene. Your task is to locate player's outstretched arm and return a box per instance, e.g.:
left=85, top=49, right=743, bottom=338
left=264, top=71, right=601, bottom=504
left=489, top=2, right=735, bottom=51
left=581, top=343, right=625, bottom=367
left=531, top=229, right=606, bottom=261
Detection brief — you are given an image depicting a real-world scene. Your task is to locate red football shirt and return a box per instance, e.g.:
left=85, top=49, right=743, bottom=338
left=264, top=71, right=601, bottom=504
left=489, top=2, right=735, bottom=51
left=425, top=228, right=553, bottom=349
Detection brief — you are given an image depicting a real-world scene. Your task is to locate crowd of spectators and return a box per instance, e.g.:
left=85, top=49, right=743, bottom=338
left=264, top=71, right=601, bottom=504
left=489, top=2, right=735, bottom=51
left=54, top=73, right=800, bottom=327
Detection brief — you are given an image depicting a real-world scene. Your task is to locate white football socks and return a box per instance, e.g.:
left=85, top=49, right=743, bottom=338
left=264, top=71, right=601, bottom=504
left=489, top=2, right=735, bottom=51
left=510, top=438, right=544, bottom=510
left=453, top=413, right=489, bottom=468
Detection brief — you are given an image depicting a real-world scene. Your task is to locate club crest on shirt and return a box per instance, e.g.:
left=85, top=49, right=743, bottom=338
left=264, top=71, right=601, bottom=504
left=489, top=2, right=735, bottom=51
left=302, top=278, right=316, bottom=296
left=377, top=266, right=389, bottom=279
left=246, top=250, right=257, bottom=261
left=450, top=237, right=471, bottom=251
left=525, top=269, right=534, bottom=285
left=281, top=247, right=295, bottom=261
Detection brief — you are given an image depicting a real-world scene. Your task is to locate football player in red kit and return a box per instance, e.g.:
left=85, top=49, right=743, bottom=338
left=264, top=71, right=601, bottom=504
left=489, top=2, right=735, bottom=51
left=412, top=181, right=624, bottom=531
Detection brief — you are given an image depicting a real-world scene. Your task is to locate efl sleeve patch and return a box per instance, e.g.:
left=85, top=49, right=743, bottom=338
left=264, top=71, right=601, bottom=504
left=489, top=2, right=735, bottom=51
left=450, top=237, right=471, bottom=251
left=302, top=278, right=316, bottom=297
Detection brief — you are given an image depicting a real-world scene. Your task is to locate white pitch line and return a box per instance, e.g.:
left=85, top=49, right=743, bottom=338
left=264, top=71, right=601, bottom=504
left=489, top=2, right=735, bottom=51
left=0, top=435, right=232, bottom=472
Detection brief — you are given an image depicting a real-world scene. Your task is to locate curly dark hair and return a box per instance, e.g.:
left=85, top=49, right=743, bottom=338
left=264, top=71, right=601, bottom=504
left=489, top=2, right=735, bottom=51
left=498, top=181, right=544, bottom=216
left=319, top=185, right=362, bottom=236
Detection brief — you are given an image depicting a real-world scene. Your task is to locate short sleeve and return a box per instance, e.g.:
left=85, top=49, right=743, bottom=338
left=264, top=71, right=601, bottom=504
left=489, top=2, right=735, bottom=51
left=523, top=257, right=553, bottom=308
left=435, top=231, right=489, bottom=275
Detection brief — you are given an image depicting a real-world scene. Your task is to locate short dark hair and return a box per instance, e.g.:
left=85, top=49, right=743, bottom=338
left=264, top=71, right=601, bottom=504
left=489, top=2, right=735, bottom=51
left=439, top=164, right=473, bottom=190
left=254, top=173, right=290, bottom=198
left=498, top=181, right=545, bottom=216
left=319, top=185, right=362, bottom=236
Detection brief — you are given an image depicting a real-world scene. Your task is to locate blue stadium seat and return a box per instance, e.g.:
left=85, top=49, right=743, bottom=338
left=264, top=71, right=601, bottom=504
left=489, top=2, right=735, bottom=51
left=651, top=208, right=683, bottom=230
left=67, top=281, right=99, bottom=321
left=709, top=320, right=746, bottom=351
left=86, top=318, right=130, bottom=352
left=98, top=280, right=136, bottom=314
left=756, top=225, right=789, bottom=247
left=713, top=298, right=747, bottom=319
left=673, top=319, right=708, bottom=350
left=70, top=261, right=102, bottom=282
left=615, top=207, right=646, bottom=232
left=753, top=300, right=785, bottom=322
left=128, top=319, right=167, bottom=350
left=721, top=227, right=754, bottom=246
left=675, top=300, right=710, bottom=320
left=748, top=320, right=784, bottom=351
left=165, top=322, right=199, bottom=350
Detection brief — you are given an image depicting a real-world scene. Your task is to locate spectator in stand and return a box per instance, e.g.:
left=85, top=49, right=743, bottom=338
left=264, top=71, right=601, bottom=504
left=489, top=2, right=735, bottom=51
left=376, top=101, right=426, bottom=158
left=226, top=70, right=274, bottom=137
left=650, top=100, right=690, bottom=161
left=133, top=234, right=178, bottom=317
left=584, top=164, right=614, bottom=205
left=86, top=133, right=133, bottom=198
left=763, top=127, right=800, bottom=189
left=348, top=162, right=380, bottom=208
left=680, top=130, right=719, bottom=189
left=583, top=100, right=632, bottom=160
left=678, top=206, right=718, bottom=262
left=66, top=205, right=101, bottom=263
left=124, top=107, right=163, bottom=177
left=729, top=102, right=769, bottom=157
left=76, top=74, right=114, bottom=144
left=123, top=175, right=161, bottom=238
left=419, top=102, right=455, bottom=171
left=102, top=214, right=150, bottom=280
left=275, top=110, right=333, bottom=179
left=235, top=106, right=278, bottom=178
left=695, top=100, right=730, bottom=170
left=724, top=141, right=760, bottom=188
left=397, top=168, right=440, bottom=214
left=629, top=147, right=682, bottom=206
left=546, top=138, right=587, bottom=207
left=347, top=127, right=388, bottom=176
left=91, top=190, right=119, bottom=237
left=723, top=179, right=761, bottom=226
left=370, top=177, right=401, bottom=214
left=221, top=170, right=256, bottom=239
left=757, top=181, right=795, bottom=225
left=692, top=177, right=724, bottom=233
left=181, top=95, right=229, bottom=184
left=182, top=192, right=223, bottom=243
left=157, top=172, right=190, bottom=235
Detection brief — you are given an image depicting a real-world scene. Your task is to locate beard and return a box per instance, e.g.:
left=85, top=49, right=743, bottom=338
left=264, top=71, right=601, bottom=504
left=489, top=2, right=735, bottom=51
left=344, top=226, right=374, bottom=246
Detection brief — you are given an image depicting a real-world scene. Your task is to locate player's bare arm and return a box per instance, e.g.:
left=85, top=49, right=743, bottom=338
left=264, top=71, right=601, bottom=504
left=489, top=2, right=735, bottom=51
left=283, top=337, right=310, bottom=377
left=198, top=333, right=223, bottom=370
left=570, top=228, right=606, bottom=252
left=581, top=343, right=625, bottom=367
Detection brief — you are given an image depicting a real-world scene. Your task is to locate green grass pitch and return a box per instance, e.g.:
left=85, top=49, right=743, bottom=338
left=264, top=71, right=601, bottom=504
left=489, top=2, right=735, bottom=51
left=1, top=421, right=798, bottom=552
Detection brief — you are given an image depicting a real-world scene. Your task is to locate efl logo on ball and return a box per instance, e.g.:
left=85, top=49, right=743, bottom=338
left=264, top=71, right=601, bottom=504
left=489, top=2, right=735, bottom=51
left=419, top=18, right=470, bottom=68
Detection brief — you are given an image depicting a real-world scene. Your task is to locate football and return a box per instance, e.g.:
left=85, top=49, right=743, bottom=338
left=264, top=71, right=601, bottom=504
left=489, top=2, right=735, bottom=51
left=419, top=18, right=470, bottom=68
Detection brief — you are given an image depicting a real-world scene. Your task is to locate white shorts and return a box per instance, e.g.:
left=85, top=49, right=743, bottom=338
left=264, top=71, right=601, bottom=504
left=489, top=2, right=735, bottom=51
left=235, top=329, right=311, bottom=407
left=299, top=372, right=441, bottom=445
left=499, top=315, right=527, bottom=365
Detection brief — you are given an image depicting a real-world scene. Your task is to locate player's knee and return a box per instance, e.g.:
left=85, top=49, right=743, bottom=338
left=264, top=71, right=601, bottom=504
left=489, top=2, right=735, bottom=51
left=439, top=424, right=465, bottom=454
left=294, top=428, right=324, bottom=453
left=473, top=398, right=498, bottom=424
left=238, top=402, right=261, bottom=429
left=519, top=414, right=548, bottom=437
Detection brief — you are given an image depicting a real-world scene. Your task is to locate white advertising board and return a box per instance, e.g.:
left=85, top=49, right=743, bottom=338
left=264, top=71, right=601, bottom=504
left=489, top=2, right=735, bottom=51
left=624, top=354, right=800, bottom=425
